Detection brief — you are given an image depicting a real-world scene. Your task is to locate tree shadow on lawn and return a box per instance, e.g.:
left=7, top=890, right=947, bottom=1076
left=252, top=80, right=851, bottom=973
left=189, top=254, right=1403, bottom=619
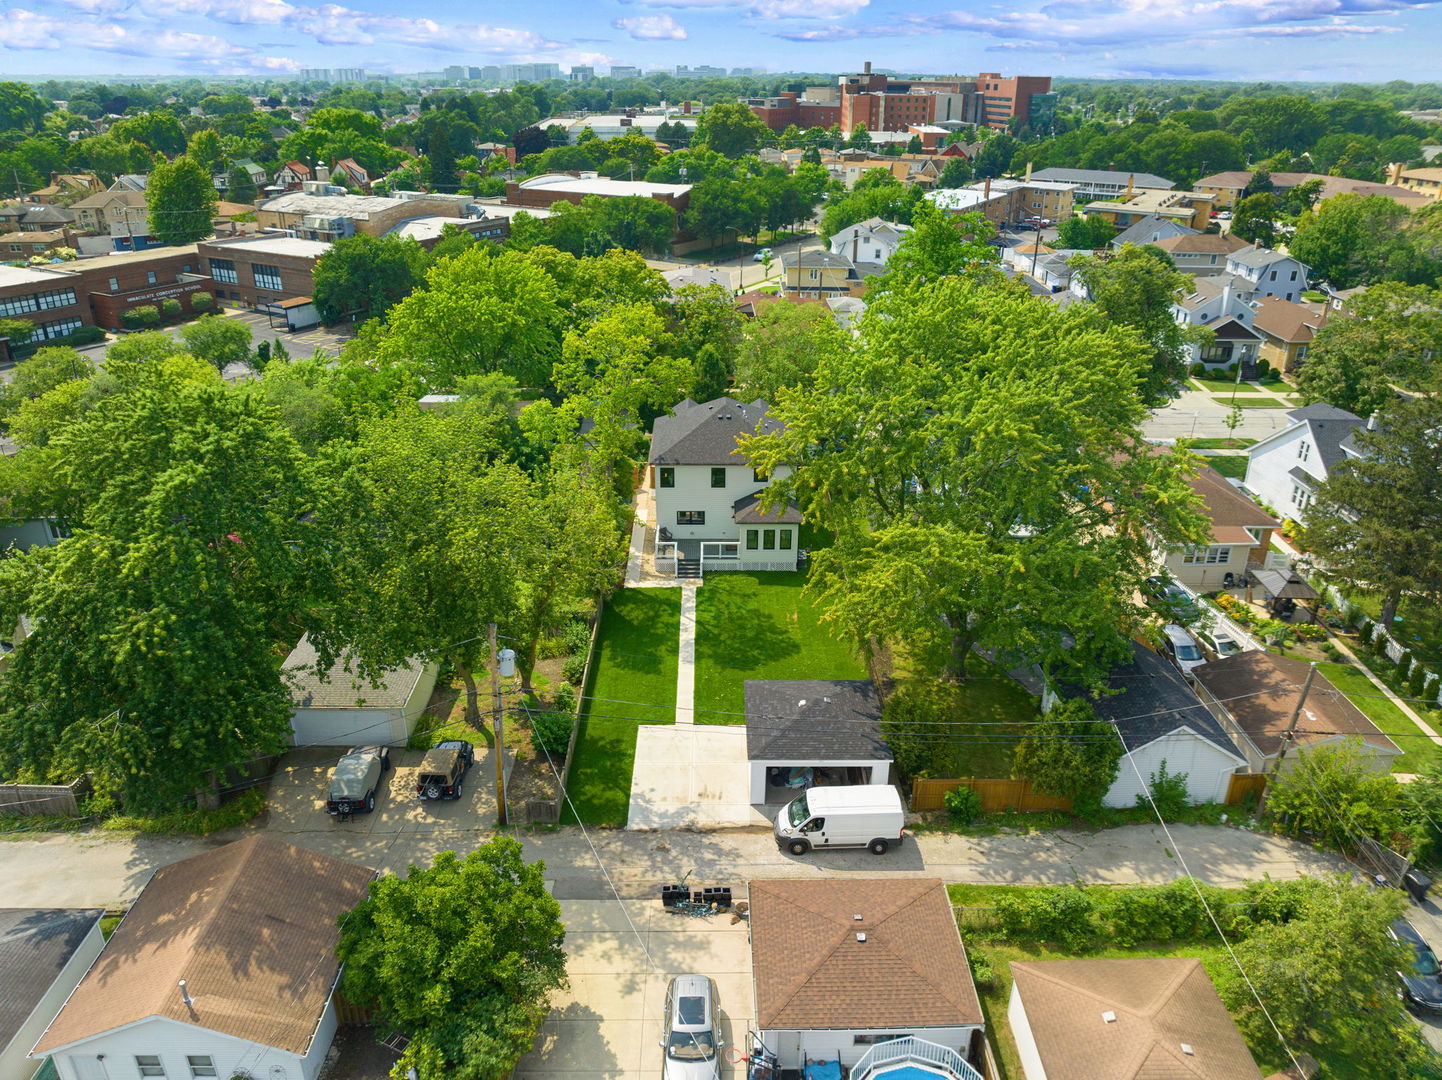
left=600, top=591, right=682, bottom=679
left=699, top=584, right=800, bottom=675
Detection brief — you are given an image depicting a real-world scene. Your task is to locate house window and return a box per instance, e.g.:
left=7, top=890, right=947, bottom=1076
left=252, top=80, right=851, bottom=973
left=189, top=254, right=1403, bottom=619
left=780, top=530, right=792, bottom=550
left=1201, top=343, right=1232, bottom=363
left=146, top=271, right=158, bottom=285
left=658, top=467, right=674, bottom=489
left=808, top=269, right=819, bottom=281
left=676, top=511, right=705, bottom=525
left=746, top=529, right=759, bottom=550
left=1290, top=270, right=1297, bottom=280
left=135, top=1057, right=165, bottom=1078
left=763, top=529, right=776, bottom=550
left=711, top=467, right=726, bottom=488
left=187, top=1058, right=217, bottom=1079
left=0, top=294, right=39, bottom=316
left=37, top=317, right=84, bottom=340
left=210, top=258, right=237, bottom=284
left=752, top=468, right=766, bottom=483
left=37, top=288, right=76, bottom=309
left=108, top=277, right=120, bottom=292
left=1290, top=484, right=1313, bottom=509
left=1297, top=440, right=1310, bottom=462
left=252, top=263, right=283, bottom=291
left=1182, top=545, right=1232, bottom=565
left=854, top=1033, right=911, bottom=1046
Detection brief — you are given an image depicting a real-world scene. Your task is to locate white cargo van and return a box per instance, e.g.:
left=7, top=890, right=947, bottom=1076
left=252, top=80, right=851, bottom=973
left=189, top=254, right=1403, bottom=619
left=774, top=785, right=906, bottom=856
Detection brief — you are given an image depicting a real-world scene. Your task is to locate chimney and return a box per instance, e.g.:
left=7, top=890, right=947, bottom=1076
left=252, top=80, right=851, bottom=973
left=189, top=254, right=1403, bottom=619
left=179, top=980, right=195, bottom=1008
left=315, top=161, right=331, bottom=183
left=863, top=61, right=872, bottom=75
left=1367, top=411, right=1380, bottom=431
left=983, top=176, right=991, bottom=200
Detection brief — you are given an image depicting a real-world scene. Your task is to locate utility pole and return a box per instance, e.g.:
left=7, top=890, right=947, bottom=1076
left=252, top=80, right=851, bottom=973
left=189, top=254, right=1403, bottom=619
left=1256, top=662, right=1316, bottom=820
left=488, top=622, right=508, bottom=826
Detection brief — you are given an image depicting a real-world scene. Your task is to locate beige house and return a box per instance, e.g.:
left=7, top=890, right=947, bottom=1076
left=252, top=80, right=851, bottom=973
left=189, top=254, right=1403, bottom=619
left=69, top=190, right=146, bottom=235
left=1150, top=231, right=1250, bottom=275
left=1085, top=188, right=1215, bottom=231
left=1392, top=166, right=1442, bottom=199
left=1155, top=465, right=1280, bottom=592
left=781, top=249, right=863, bottom=298
left=1251, top=296, right=1328, bottom=374
left=1191, top=651, right=1402, bottom=775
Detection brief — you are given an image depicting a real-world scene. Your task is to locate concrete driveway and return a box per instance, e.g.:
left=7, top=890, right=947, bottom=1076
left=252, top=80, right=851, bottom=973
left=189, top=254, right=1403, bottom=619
left=626, top=726, right=763, bottom=831
left=517, top=896, right=753, bottom=1080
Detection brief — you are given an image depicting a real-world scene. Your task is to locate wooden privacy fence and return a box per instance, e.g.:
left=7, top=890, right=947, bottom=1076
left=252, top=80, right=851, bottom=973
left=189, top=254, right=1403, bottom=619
left=0, top=775, right=90, bottom=817
left=1225, top=772, right=1267, bottom=807
left=911, top=777, right=1073, bottom=814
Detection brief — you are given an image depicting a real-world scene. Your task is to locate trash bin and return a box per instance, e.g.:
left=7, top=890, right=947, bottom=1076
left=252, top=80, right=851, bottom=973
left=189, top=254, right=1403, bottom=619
left=1404, top=869, right=1432, bottom=904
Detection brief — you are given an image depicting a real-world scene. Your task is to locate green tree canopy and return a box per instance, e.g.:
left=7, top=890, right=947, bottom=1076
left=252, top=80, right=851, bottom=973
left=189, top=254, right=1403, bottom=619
left=146, top=154, right=218, bottom=245
left=694, top=102, right=771, bottom=158
left=312, top=233, right=427, bottom=325
left=178, top=314, right=253, bottom=373
left=733, top=298, right=847, bottom=403
left=1013, top=699, right=1125, bottom=815
left=1054, top=215, right=1118, bottom=250
left=1289, top=194, right=1438, bottom=288
left=336, top=841, right=567, bottom=1080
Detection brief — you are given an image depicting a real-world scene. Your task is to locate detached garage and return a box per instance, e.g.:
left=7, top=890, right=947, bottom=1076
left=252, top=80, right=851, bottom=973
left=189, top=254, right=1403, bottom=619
left=745, top=680, right=894, bottom=806
left=283, top=634, right=438, bottom=747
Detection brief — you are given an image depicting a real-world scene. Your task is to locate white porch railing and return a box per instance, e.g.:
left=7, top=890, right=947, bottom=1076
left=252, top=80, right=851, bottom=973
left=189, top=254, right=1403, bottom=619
left=655, top=540, right=678, bottom=578
left=851, top=1037, right=983, bottom=1080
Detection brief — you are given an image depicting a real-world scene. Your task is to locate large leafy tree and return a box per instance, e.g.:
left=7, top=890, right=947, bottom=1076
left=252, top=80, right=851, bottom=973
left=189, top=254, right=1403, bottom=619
left=312, top=233, right=427, bottom=325
left=1217, top=876, right=1436, bottom=1079
left=1304, top=395, right=1442, bottom=629
left=224, top=163, right=259, bottom=204
left=1070, top=243, right=1198, bottom=404
left=1289, top=194, right=1438, bottom=288
left=376, top=247, right=563, bottom=390
left=1229, top=192, right=1278, bottom=247
left=146, top=154, right=218, bottom=245
left=869, top=205, right=996, bottom=292
left=337, top=841, right=567, bottom=1080
left=733, top=299, right=848, bottom=403
left=694, top=102, right=771, bottom=158
left=741, top=276, right=1207, bottom=681
left=0, top=368, right=321, bottom=809
left=1297, top=282, right=1442, bottom=417
left=1012, top=699, right=1124, bottom=815
left=1054, top=215, right=1117, bottom=250
left=179, top=314, right=253, bottom=373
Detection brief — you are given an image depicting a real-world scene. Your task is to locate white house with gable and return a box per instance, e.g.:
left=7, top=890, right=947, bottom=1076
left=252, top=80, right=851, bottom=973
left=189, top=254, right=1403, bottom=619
left=649, top=397, right=799, bottom=575
left=1223, top=246, right=1309, bottom=302
left=1243, top=402, right=1368, bottom=522
left=828, top=216, right=912, bottom=273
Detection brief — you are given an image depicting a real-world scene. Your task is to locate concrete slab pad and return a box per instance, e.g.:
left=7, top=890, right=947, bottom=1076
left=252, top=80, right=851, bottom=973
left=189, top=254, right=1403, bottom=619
left=645, top=930, right=752, bottom=974
left=553, top=973, right=652, bottom=1020
left=560, top=899, right=655, bottom=933
left=563, top=931, right=654, bottom=975
left=519, top=1018, right=647, bottom=1073
left=627, top=726, right=766, bottom=830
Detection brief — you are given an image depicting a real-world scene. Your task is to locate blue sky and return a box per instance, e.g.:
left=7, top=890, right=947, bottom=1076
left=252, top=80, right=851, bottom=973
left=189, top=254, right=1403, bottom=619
left=1, top=0, right=1441, bottom=80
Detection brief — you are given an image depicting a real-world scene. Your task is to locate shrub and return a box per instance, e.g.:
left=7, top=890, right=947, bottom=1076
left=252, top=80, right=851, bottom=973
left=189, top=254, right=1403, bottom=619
left=1137, top=760, right=1191, bottom=821
left=1190, top=361, right=1207, bottom=377
left=1255, top=359, right=1273, bottom=379
left=995, top=888, right=1096, bottom=949
left=969, top=954, right=997, bottom=991
left=123, top=305, right=160, bottom=329
left=1321, top=642, right=1341, bottom=661
left=160, top=298, right=182, bottom=319
left=552, top=682, right=577, bottom=715
left=1294, top=623, right=1326, bottom=642
left=189, top=291, right=214, bottom=311
left=1408, top=662, right=1431, bottom=698
left=943, top=785, right=983, bottom=826
left=563, top=619, right=592, bottom=657
left=529, top=708, right=574, bottom=758
left=561, top=653, right=587, bottom=686
left=45, top=325, right=105, bottom=348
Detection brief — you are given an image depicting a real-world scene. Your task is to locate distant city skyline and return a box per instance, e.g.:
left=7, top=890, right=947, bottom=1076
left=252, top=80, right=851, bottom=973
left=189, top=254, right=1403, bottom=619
left=1, top=0, right=1441, bottom=82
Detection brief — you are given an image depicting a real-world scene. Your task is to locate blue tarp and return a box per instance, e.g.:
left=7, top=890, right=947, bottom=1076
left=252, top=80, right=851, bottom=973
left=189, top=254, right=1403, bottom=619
left=805, top=1061, right=842, bottom=1080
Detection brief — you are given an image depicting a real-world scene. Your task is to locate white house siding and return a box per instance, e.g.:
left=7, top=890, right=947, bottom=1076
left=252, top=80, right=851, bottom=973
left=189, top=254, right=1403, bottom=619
left=653, top=464, right=793, bottom=542
left=1103, top=730, right=1243, bottom=809
left=748, top=760, right=892, bottom=805
left=1244, top=427, right=1322, bottom=524
left=1226, top=257, right=1307, bottom=302
left=1, top=921, right=103, bottom=1080
left=761, top=1025, right=982, bottom=1070
left=1007, top=984, right=1048, bottom=1080
left=289, top=662, right=439, bottom=747
left=0, top=520, right=64, bottom=553
left=1160, top=545, right=1257, bottom=592
left=48, top=1017, right=314, bottom=1080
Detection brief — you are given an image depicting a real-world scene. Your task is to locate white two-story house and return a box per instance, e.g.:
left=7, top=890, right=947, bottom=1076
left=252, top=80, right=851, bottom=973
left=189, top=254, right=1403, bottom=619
left=1172, top=275, right=1262, bottom=372
left=1223, top=246, right=1309, bottom=302
left=1243, top=403, right=1369, bottom=523
left=649, top=397, right=800, bottom=575
left=829, top=216, right=913, bottom=275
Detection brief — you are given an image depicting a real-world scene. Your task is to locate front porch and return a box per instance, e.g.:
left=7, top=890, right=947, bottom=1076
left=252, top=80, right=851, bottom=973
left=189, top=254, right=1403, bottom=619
left=652, top=535, right=801, bottom=579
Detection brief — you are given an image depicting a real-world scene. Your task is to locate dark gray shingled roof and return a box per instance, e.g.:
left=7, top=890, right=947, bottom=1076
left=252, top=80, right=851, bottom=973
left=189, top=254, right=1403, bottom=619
left=1060, top=642, right=1243, bottom=759
left=1284, top=403, right=1367, bottom=475
left=283, top=634, right=428, bottom=710
left=0, top=908, right=102, bottom=1049
left=745, top=680, right=893, bottom=762
left=733, top=492, right=803, bottom=525
left=649, top=397, right=782, bottom=466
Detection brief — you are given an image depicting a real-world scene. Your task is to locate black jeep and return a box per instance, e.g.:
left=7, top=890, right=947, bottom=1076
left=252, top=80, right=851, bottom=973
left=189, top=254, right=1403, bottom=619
left=415, top=739, right=475, bottom=801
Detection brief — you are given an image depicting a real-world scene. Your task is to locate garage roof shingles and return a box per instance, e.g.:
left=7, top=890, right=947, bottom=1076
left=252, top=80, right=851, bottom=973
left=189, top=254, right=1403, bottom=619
left=745, top=680, right=892, bottom=762
left=284, top=633, right=427, bottom=710
left=750, top=878, right=981, bottom=1030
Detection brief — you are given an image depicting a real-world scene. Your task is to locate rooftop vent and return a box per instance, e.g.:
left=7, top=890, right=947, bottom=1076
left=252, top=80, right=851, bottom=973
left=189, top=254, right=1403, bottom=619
left=1101, top=1011, right=1117, bottom=1024
left=1180, top=1044, right=1194, bottom=1056
left=853, top=914, right=863, bottom=921
left=797, top=699, right=807, bottom=708
left=179, top=980, right=195, bottom=1008
left=856, top=932, right=867, bottom=943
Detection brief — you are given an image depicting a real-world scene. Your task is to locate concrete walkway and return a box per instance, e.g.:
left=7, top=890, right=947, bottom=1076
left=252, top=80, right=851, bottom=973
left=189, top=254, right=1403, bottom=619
left=675, top=586, right=697, bottom=726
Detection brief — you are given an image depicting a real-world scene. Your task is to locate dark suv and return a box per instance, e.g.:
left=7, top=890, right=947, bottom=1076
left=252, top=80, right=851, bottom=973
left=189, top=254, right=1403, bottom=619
left=416, top=739, right=475, bottom=801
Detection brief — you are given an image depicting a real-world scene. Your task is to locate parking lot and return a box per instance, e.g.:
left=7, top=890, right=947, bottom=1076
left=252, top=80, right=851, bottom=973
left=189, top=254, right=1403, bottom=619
left=516, top=897, right=753, bottom=1080
left=223, top=309, right=354, bottom=356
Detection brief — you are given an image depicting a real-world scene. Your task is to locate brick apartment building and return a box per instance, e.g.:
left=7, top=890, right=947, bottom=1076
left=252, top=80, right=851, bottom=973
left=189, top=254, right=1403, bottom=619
left=504, top=172, right=708, bottom=248
left=0, top=246, right=215, bottom=358
left=751, top=63, right=1054, bottom=134
left=197, top=235, right=330, bottom=310
left=255, top=188, right=465, bottom=241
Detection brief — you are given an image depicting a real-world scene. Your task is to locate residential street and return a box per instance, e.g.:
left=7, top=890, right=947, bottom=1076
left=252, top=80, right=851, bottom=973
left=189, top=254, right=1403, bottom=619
left=1143, top=387, right=1297, bottom=441
left=0, top=819, right=1350, bottom=910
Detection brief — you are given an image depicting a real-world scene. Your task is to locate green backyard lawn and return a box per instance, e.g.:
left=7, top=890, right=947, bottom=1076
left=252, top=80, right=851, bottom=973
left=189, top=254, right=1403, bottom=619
left=1344, top=590, right=1442, bottom=669
left=1180, top=437, right=1257, bottom=450
left=563, top=588, right=680, bottom=826
left=1204, top=454, right=1248, bottom=479
left=1317, top=661, right=1440, bottom=773
left=896, top=662, right=1039, bottom=778
left=693, top=571, right=867, bottom=723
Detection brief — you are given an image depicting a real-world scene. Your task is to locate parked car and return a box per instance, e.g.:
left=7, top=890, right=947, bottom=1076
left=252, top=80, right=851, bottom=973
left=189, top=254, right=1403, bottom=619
left=1389, top=918, right=1442, bottom=1011
left=774, top=785, right=906, bottom=856
left=660, top=974, right=722, bottom=1080
left=325, top=745, right=390, bottom=816
left=415, top=739, right=474, bottom=801
left=1144, top=575, right=1200, bottom=623
left=1199, top=630, right=1245, bottom=661
left=1161, top=624, right=1206, bottom=679
left=752, top=247, right=773, bottom=262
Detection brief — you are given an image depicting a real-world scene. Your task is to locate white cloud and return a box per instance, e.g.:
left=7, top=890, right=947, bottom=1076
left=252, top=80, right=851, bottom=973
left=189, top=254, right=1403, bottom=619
left=613, top=13, right=688, bottom=37
left=0, top=8, right=64, bottom=48
left=163, top=0, right=299, bottom=24
left=751, top=0, right=867, bottom=15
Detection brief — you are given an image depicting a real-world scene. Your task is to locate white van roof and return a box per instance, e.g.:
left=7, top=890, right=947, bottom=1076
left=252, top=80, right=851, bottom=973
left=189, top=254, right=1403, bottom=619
left=803, top=785, right=903, bottom=813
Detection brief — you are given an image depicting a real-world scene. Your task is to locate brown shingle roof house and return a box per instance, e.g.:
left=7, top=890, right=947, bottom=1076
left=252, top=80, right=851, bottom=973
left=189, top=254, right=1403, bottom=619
left=31, top=836, right=374, bottom=1080
left=749, top=878, right=984, bottom=1069
left=1009, top=957, right=1263, bottom=1080
left=1191, top=651, right=1402, bottom=773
